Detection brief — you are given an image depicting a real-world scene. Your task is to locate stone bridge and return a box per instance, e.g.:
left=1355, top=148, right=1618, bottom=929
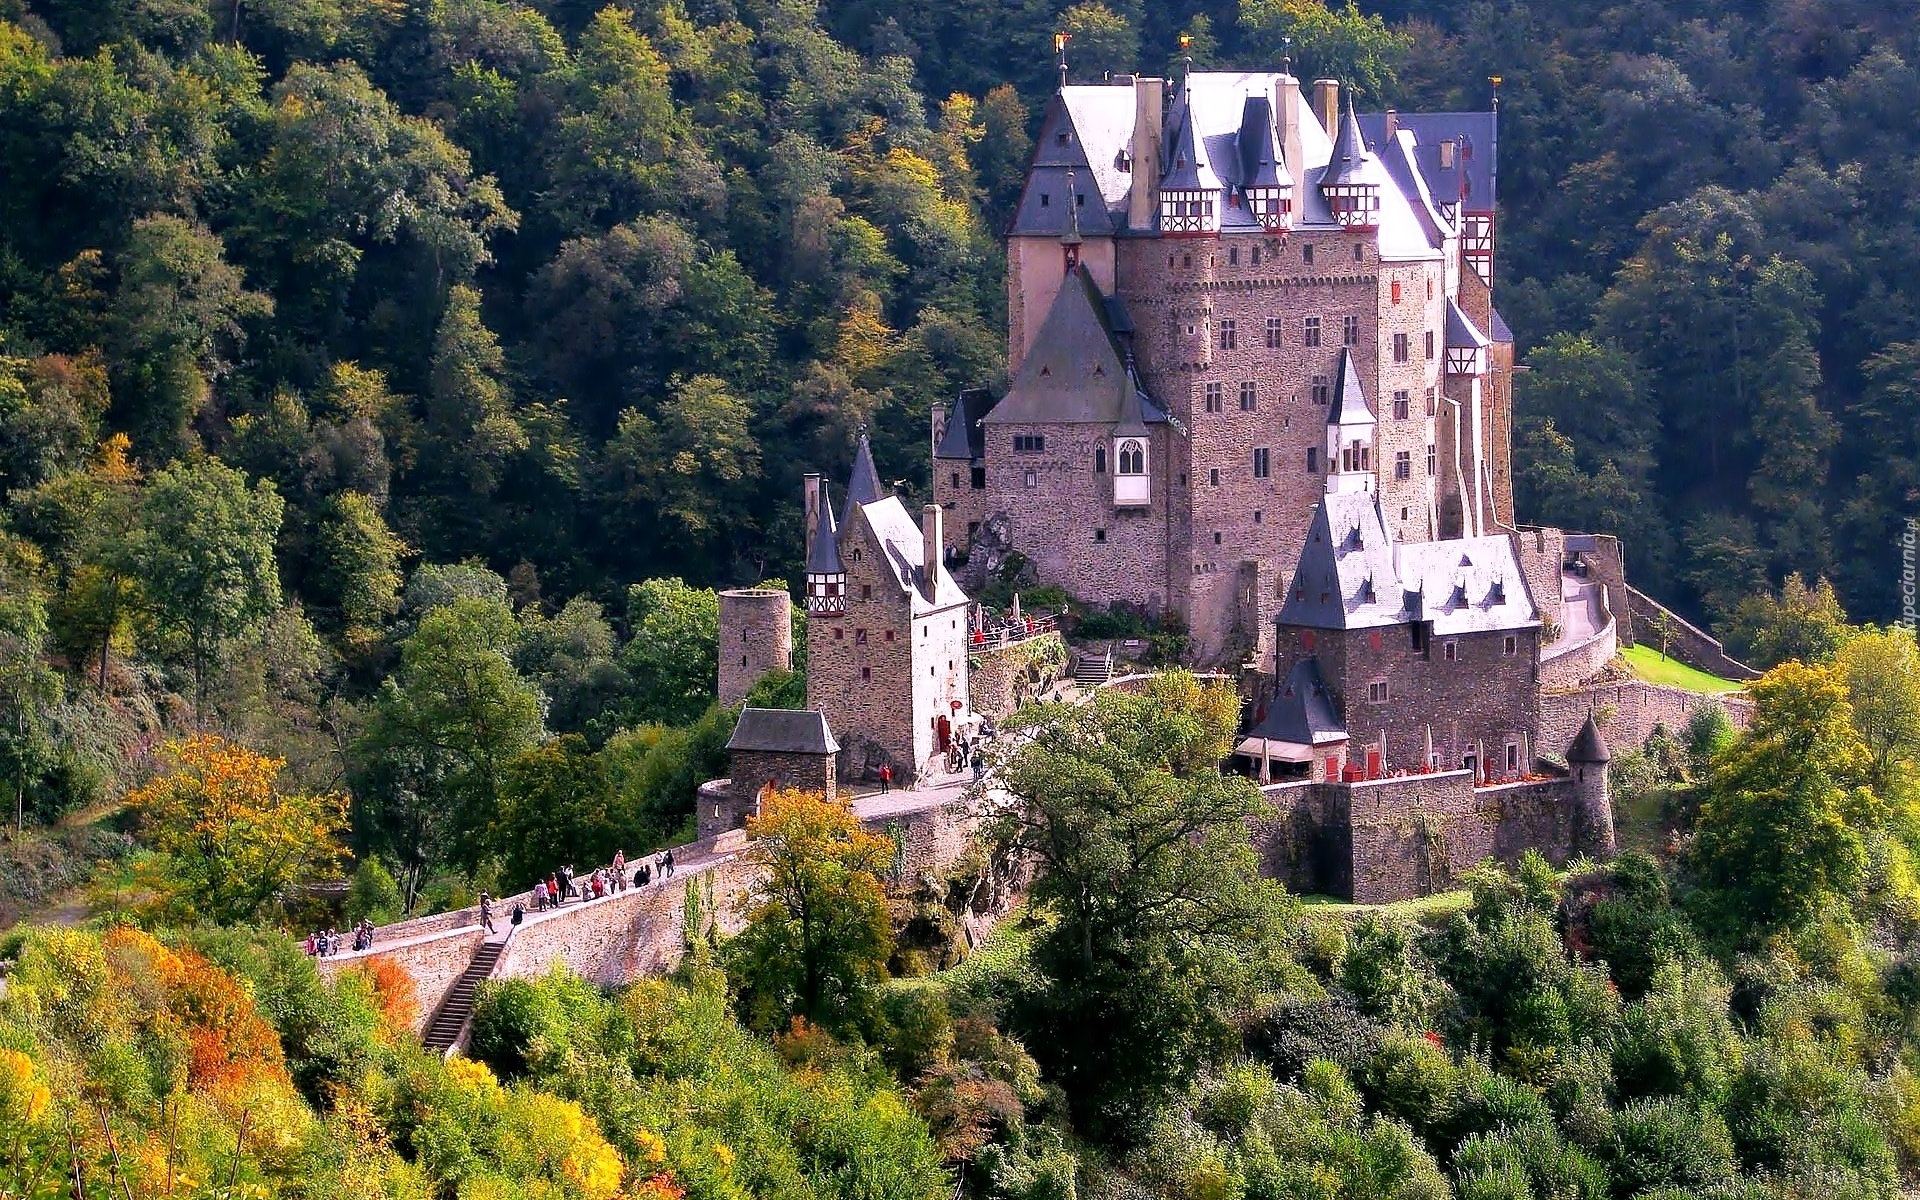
left=316, top=778, right=982, bottom=1051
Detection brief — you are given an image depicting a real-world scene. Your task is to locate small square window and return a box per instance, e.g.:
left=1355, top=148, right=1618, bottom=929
left=1394, top=450, right=1411, bottom=479
left=856, top=628, right=868, bottom=645
left=886, top=630, right=895, bottom=642
left=1302, top=243, right=1315, bottom=265
left=1425, top=330, right=1435, bottom=359
left=1443, top=641, right=1458, bottom=662
left=1024, top=468, right=1037, bottom=487
left=1425, top=387, right=1437, bottom=417
left=1306, top=447, right=1320, bottom=473
left=1213, top=532, right=1222, bottom=545
left=1252, top=447, right=1270, bottom=478
left=1040, top=194, right=1050, bottom=207
left=1209, top=468, right=1220, bottom=486
left=861, top=666, right=871, bottom=681
left=1095, top=528, right=1107, bottom=543
left=1342, top=315, right=1359, bottom=346
left=835, top=627, right=844, bottom=640
left=1239, top=381, right=1257, bottom=411
left=1368, top=680, right=1389, bottom=703
left=1391, top=279, right=1402, bottom=304
left=1394, top=332, right=1410, bottom=363
left=1265, top=317, right=1282, bottom=348
left=1253, top=510, right=1262, bottom=524
left=1205, top=382, right=1223, bottom=412
left=1353, top=243, right=1364, bottom=261
left=1218, top=319, right=1237, bottom=350
left=1427, top=444, right=1437, bottom=476
left=1228, top=247, right=1239, bottom=266
left=862, top=584, right=872, bottom=600
left=970, top=466, right=986, bottom=488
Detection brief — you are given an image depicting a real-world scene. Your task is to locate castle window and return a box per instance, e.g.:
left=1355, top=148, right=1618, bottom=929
left=862, top=584, right=872, bottom=600
left=1425, top=330, right=1435, bottom=359
left=886, top=630, right=895, bottom=642
left=856, top=628, right=867, bottom=644
left=1209, top=468, right=1220, bottom=486
left=835, top=628, right=844, bottom=640
left=1427, top=278, right=1435, bottom=300
left=1013, top=434, right=1045, bottom=453
left=1443, top=640, right=1458, bottom=662
left=1391, top=279, right=1402, bottom=304
left=1095, top=528, right=1107, bottom=542
left=1302, top=243, right=1314, bottom=265
left=1213, top=532, right=1222, bottom=545
left=1095, top=447, right=1106, bottom=473
left=1368, top=680, right=1389, bottom=703
left=1024, top=468, right=1037, bottom=487
left=1369, top=631, right=1382, bottom=651
left=1302, top=631, right=1315, bottom=650
left=1427, top=443, right=1436, bottom=475
left=1252, top=448, right=1269, bottom=478
left=1311, top=376, right=1330, bottom=405
left=862, top=666, right=871, bottom=681
left=1504, top=635, right=1517, bottom=656
left=1342, top=315, right=1359, bottom=346
left=1056, top=130, right=1069, bottom=145
left=1252, top=246, right=1262, bottom=265
left=950, top=471, right=959, bottom=488
left=852, top=548, right=861, bottom=562
left=1354, top=243, right=1364, bottom=262
left=1306, top=447, right=1320, bottom=473
left=1205, top=383, right=1223, bottom=413
left=1303, top=317, right=1321, bottom=347
left=1183, top=254, right=1192, bottom=269
left=1411, top=623, right=1428, bottom=653
left=1507, top=743, right=1520, bottom=772
left=1239, top=381, right=1257, bottom=411
left=1393, top=391, right=1410, bottom=420
left=1117, top=440, right=1145, bottom=474
left=971, top=466, right=986, bottom=488
left=1265, top=317, right=1282, bottom=347
left=1229, top=248, right=1239, bottom=266
left=1425, top=387, right=1436, bottom=416
left=1254, top=510, right=1262, bottom=523
left=967, top=520, right=979, bottom=541
left=1218, top=320, right=1237, bottom=350
left=1077, top=192, right=1085, bottom=206
left=1040, top=194, right=1050, bottom=207
left=1401, top=506, right=1410, bottom=520
left=1394, top=333, right=1410, bottom=362
left=1394, top=451, right=1411, bottom=479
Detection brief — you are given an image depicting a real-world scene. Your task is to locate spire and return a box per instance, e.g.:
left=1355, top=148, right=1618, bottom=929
left=1062, top=168, right=1083, bottom=247
left=1326, top=348, right=1374, bottom=427
left=1568, top=711, right=1611, bottom=764
left=1054, top=31, right=1069, bottom=90
left=1324, top=98, right=1371, bottom=187
left=805, top=479, right=842, bottom=576
left=841, top=428, right=882, bottom=527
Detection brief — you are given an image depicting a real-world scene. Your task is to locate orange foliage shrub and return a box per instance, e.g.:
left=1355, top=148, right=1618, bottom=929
left=351, top=956, right=421, bottom=1035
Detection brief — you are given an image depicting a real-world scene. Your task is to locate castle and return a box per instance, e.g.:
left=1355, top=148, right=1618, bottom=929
left=709, top=64, right=1759, bottom=900
left=934, top=71, right=1508, bottom=666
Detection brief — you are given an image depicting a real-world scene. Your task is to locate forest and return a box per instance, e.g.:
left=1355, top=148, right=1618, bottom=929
left=2, top=0, right=1920, bottom=1196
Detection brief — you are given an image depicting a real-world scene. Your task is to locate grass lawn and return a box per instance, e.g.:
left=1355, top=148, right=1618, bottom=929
left=1621, top=643, right=1744, bottom=694
left=1297, top=889, right=1472, bottom=926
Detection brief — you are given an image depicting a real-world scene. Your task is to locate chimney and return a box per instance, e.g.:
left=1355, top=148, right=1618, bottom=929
left=1384, top=107, right=1398, bottom=139
left=1276, top=74, right=1302, bottom=194
left=930, top=406, right=947, bottom=462
left=1128, top=75, right=1164, bottom=230
left=804, top=472, right=822, bottom=560
left=1314, top=78, right=1339, bottom=138
left=923, top=504, right=944, bottom=594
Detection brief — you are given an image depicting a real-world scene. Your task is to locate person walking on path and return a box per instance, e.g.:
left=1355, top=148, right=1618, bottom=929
left=479, top=892, right=496, bottom=933
left=663, top=849, right=676, bottom=879
left=878, top=764, right=892, bottom=794
left=546, top=873, right=560, bottom=905
left=613, top=850, right=627, bottom=890
left=637, top=861, right=651, bottom=887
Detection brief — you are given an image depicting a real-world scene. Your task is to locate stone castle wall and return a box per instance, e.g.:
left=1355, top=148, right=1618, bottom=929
left=717, top=589, right=793, bottom=707
left=1539, top=679, right=1752, bottom=759
left=968, top=632, right=1069, bottom=718
left=1538, top=587, right=1618, bottom=691
left=1626, top=587, right=1759, bottom=681
left=1253, top=769, right=1581, bottom=902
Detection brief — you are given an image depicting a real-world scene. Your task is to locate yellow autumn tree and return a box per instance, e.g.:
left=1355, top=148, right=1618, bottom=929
left=727, top=788, right=895, bottom=1035
left=131, top=734, right=348, bottom=924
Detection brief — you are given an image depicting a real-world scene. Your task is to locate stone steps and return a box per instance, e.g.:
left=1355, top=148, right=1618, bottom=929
left=1073, top=650, right=1113, bottom=686
left=421, top=939, right=506, bottom=1052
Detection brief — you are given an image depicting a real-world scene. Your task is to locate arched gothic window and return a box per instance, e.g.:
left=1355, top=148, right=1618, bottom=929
left=1095, top=447, right=1106, bottom=473
left=1118, top=440, right=1145, bottom=475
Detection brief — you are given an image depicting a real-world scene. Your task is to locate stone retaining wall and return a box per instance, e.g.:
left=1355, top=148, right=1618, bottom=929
left=317, top=925, right=488, bottom=1035
left=1539, top=586, right=1617, bottom=690
left=1539, top=679, right=1752, bottom=758
left=1626, top=587, right=1759, bottom=680
left=969, top=632, right=1068, bottom=718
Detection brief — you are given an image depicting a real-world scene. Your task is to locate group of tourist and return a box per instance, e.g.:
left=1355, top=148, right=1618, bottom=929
left=525, top=851, right=679, bottom=916
left=303, top=920, right=376, bottom=957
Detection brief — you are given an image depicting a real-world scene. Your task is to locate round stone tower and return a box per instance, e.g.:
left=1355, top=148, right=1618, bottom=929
left=1566, top=712, right=1615, bottom=859
left=718, top=588, right=794, bottom=707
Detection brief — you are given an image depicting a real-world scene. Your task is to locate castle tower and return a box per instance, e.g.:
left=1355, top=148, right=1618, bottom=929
left=717, top=588, right=793, bottom=707
left=1325, top=348, right=1376, bottom=495
left=1567, top=712, right=1614, bottom=859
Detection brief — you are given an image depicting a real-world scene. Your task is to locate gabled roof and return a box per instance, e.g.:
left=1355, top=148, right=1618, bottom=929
left=1567, top=713, right=1610, bottom=764
left=1490, top=308, right=1513, bottom=344
left=853, top=496, right=969, bottom=614
left=1446, top=298, right=1490, bottom=350
left=805, top=481, right=843, bottom=575
left=1327, top=348, right=1374, bottom=427
left=1277, top=494, right=1539, bottom=635
left=935, top=387, right=994, bottom=461
left=728, top=708, right=840, bottom=755
left=983, top=266, right=1165, bottom=427
left=1236, top=94, right=1291, bottom=189
left=1249, top=657, right=1347, bottom=747
left=1357, top=111, right=1497, bottom=214
left=841, top=432, right=883, bottom=527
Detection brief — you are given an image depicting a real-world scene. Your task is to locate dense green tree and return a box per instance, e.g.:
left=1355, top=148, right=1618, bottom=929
left=1836, top=626, right=1920, bottom=798
left=0, top=536, right=58, bottom=832
left=991, top=671, right=1295, bottom=1143
left=1724, top=573, right=1850, bottom=669
left=130, top=456, right=286, bottom=715
left=352, top=595, right=543, bottom=906
left=309, top=490, right=406, bottom=652
left=487, top=734, right=625, bottom=886
left=514, top=596, right=629, bottom=742
left=617, top=576, right=718, bottom=727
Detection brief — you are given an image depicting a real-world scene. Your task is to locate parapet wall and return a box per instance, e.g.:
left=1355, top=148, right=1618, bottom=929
left=1538, top=585, right=1618, bottom=690
left=1254, top=769, right=1582, bottom=903
left=1626, top=587, right=1759, bottom=681
left=1539, top=679, right=1752, bottom=758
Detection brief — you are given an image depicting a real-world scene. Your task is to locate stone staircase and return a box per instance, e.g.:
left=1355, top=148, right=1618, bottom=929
left=422, top=933, right=508, bottom=1053
left=1073, top=648, right=1114, bottom=687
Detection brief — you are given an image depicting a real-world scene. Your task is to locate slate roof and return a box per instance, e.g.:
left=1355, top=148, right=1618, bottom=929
left=728, top=708, right=840, bottom=755
left=1567, top=713, right=1611, bottom=764
left=934, top=387, right=995, bottom=461
left=1490, top=308, right=1513, bottom=344
left=1278, top=493, right=1538, bottom=635
left=1248, top=657, right=1347, bottom=747
left=1237, top=94, right=1291, bottom=188
left=1160, top=99, right=1223, bottom=190
left=841, top=432, right=883, bottom=527
left=983, top=266, right=1165, bottom=427
left=1357, top=111, right=1497, bottom=214
left=1447, top=298, right=1490, bottom=350
left=805, top=480, right=843, bottom=575
left=1322, top=102, right=1372, bottom=188
left=853, top=495, right=970, bottom=614
left=1327, top=347, right=1374, bottom=427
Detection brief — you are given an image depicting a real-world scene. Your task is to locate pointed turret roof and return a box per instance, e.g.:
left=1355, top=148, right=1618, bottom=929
left=841, top=431, right=883, bottom=527
left=1326, top=348, right=1375, bottom=427
left=1248, top=657, right=1346, bottom=747
left=805, top=481, right=843, bottom=575
left=1236, top=94, right=1291, bottom=188
left=985, top=266, right=1166, bottom=427
left=1323, top=99, right=1372, bottom=188
left=1160, top=99, right=1223, bottom=191
left=1567, top=713, right=1611, bottom=764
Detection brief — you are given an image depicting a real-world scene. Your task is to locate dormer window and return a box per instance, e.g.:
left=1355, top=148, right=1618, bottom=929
left=1244, top=183, right=1292, bottom=231
left=1114, top=437, right=1149, bottom=507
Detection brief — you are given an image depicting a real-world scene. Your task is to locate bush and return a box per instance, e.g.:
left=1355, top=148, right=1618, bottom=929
left=1608, top=1096, right=1736, bottom=1195
left=470, top=974, right=572, bottom=1079
left=1248, top=994, right=1386, bottom=1082
left=346, top=856, right=404, bottom=925
left=880, top=986, right=954, bottom=1080
left=1453, top=1123, right=1609, bottom=1200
